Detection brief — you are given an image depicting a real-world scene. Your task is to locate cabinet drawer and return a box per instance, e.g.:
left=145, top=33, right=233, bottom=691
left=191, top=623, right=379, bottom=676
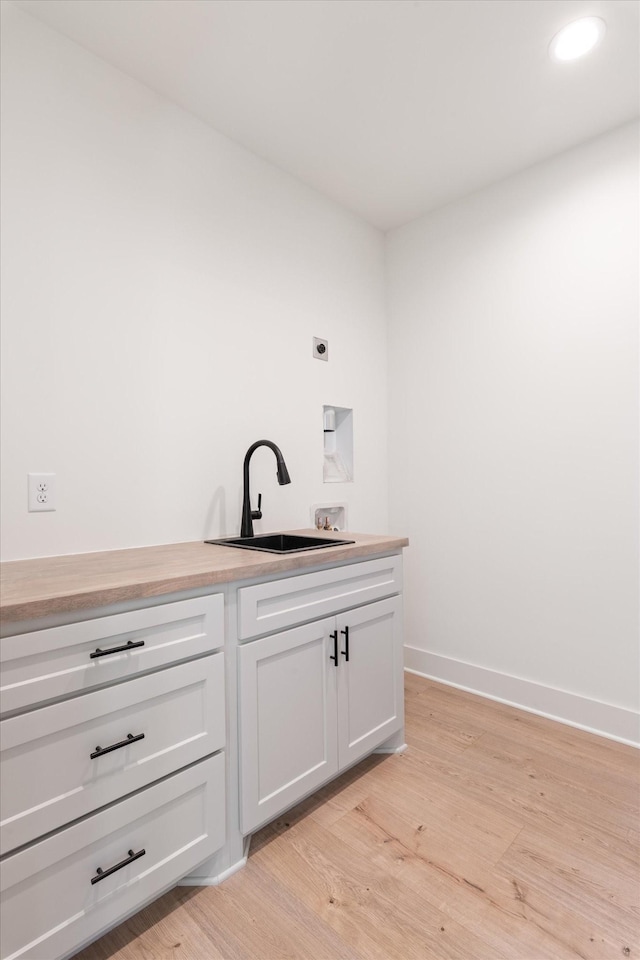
left=238, top=555, right=402, bottom=640
left=1, top=654, right=224, bottom=855
left=0, top=753, right=225, bottom=960
left=0, top=594, right=223, bottom=715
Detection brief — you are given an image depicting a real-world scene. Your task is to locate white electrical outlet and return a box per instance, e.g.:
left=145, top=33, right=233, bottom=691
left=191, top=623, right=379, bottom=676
left=28, top=473, right=56, bottom=512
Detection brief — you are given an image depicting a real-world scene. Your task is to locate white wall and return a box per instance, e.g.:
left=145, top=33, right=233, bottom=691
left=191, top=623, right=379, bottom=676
left=0, top=3, right=388, bottom=560
left=387, top=122, right=639, bottom=743
left=2, top=5, right=637, bottom=746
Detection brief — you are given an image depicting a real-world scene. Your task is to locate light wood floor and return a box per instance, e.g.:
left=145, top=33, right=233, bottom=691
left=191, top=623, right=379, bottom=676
left=75, top=674, right=640, bottom=960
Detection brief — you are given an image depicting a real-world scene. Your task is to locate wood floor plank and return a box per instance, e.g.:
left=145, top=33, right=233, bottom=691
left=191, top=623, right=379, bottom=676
left=407, top=678, right=638, bottom=774
left=187, top=859, right=362, bottom=960
left=252, top=813, right=506, bottom=960
left=467, top=728, right=640, bottom=810
left=403, top=696, right=488, bottom=755
left=351, top=784, right=523, bottom=887
left=397, top=734, right=637, bottom=844
left=494, top=828, right=640, bottom=958
left=455, top=733, right=637, bottom=840
left=73, top=887, right=228, bottom=960
left=72, top=674, right=640, bottom=960
left=499, top=824, right=640, bottom=920
left=326, top=792, right=587, bottom=960
left=249, top=818, right=404, bottom=960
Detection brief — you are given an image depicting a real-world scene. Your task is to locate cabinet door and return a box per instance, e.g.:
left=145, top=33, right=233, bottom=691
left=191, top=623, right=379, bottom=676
left=239, top=618, right=338, bottom=834
left=336, top=596, right=403, bottom=769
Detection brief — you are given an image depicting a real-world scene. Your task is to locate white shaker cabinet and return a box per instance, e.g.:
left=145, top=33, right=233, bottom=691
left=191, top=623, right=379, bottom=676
left=238, top=559, right=404, bottom=834
left=0, top=541, right=407, bottom=960
left=0, top=594, right=226, bottom=960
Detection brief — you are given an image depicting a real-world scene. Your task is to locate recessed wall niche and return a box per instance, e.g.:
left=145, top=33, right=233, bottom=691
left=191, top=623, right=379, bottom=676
left=322, top=405, right=353, bottom=483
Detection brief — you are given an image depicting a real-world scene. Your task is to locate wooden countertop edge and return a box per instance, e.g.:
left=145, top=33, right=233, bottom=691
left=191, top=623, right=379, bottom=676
left=0, top=534, right=409, bottom=623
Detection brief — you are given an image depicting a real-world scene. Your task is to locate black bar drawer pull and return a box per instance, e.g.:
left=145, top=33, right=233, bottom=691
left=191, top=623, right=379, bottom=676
left=329, top=630, right=339, bottom=666
left=90, top=639, right=145, bottom=659
left=341, top=625, right=350, bottom=661
left=91, top=848, right=146, bottom=885
left=90, top=732, right=145, bottom=760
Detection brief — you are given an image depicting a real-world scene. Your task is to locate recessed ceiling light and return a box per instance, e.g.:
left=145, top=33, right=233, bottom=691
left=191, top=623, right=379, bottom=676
left=549, top=16, right=606, bottom=62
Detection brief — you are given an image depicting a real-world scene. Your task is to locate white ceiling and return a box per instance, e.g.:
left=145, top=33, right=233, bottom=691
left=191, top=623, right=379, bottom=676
left=11, top=0, right=640, bottom=231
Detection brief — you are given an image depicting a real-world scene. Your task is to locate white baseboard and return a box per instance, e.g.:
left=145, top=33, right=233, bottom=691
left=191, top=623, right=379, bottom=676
left=404, top=647, right=640, bottom=748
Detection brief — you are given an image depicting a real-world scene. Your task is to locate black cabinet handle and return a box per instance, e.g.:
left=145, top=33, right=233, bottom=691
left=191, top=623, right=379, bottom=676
left=329, top=630, right=339, bottom=666
left=341, top=625, right=350, bottom=661
left=90, top=639, right=145, bottom=659
left=90, top=732, right=145, bottom=760
left=91, top=848, right=146, bottom=885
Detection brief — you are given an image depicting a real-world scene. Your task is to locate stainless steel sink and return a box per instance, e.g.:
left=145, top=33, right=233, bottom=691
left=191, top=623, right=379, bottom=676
left=205, top=533, right=355, bottom=554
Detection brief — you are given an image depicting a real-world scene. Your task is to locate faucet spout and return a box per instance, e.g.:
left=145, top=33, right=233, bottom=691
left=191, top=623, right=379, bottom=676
left=241, top=440, right=291, bottom=538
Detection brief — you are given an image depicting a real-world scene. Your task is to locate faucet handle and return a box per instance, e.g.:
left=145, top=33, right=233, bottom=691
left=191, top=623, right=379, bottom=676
left=251, top=493, right=263, bottom=521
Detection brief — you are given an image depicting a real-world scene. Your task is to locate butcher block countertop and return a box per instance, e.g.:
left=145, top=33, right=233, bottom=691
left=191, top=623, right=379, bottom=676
left=0, top=531, right=408, bottom=623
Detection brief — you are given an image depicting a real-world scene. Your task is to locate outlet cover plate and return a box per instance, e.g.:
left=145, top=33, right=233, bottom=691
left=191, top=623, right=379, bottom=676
left=313, top=337, right=328, bottom=361
left=28, top=473, right=56, bottom=512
